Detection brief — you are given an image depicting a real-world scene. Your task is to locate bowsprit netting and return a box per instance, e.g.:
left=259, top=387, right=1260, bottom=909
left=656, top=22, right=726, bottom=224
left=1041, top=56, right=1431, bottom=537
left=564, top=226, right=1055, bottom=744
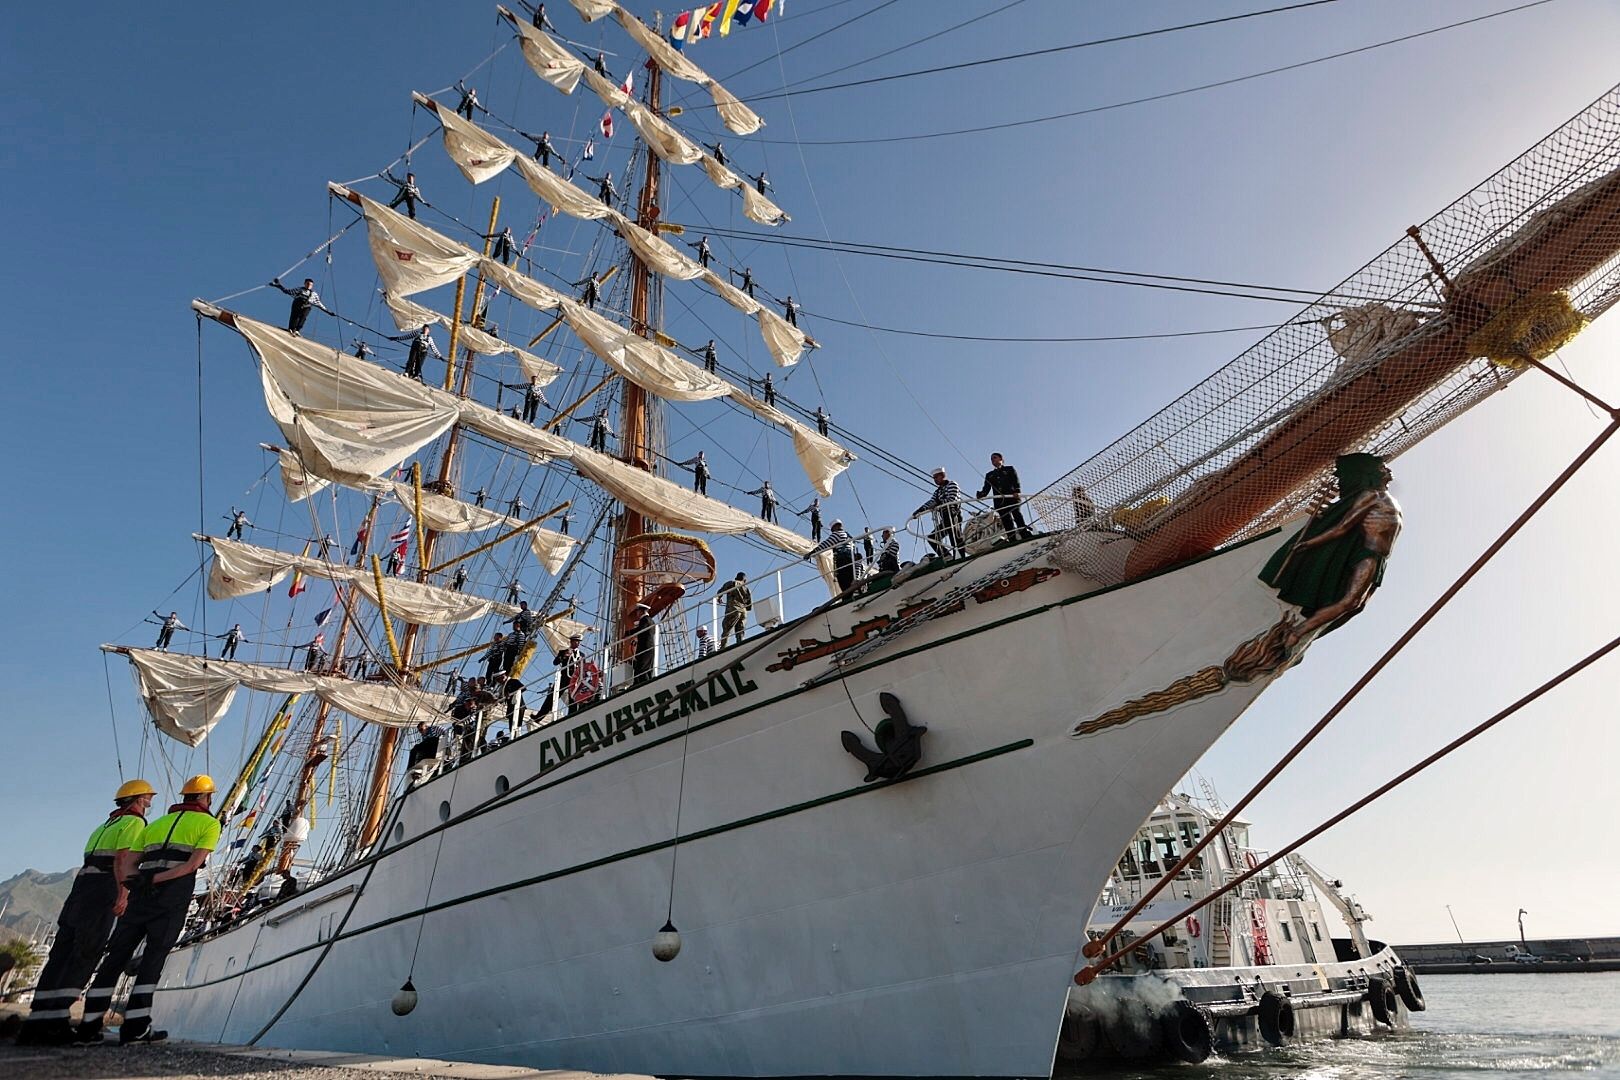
left=1030, top=82, right=1620, bottom=582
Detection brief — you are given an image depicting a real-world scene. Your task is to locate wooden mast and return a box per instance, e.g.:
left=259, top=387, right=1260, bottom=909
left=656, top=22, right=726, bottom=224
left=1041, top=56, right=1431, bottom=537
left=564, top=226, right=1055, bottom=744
left=614, top=62, right=663, bottom=663
left=358, top=197, right=503, bottom=850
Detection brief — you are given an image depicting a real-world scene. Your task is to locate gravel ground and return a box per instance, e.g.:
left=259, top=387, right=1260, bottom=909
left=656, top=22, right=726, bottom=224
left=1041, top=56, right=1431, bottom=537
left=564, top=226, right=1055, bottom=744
left=0, top=1041, right=432, bottom=1080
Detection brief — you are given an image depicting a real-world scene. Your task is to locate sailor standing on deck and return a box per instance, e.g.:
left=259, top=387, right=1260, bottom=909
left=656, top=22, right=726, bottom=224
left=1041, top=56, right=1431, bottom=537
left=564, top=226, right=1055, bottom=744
left=15, top=781, right=154, bottom=1046
left=718, top=572, right=752, bottom=646
left=977, top=453, right=1032, bottom=541
left=78, top=776, right=221, bottom=1045
left=805, top=520, right=857, bottom=592
left=913, top=468, right=966, bottom=560
left=631, top=603, right=657, bottom=685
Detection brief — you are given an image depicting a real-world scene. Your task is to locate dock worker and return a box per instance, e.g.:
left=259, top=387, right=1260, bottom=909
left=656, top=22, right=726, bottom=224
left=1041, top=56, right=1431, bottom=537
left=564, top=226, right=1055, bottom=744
left=16, top=781, right=154, bottom=1046
left=78, top=775, right=221, bottom=1045
left=271, top=277, right=331, bottom=336
left=806, top=519, right=857, bottom=592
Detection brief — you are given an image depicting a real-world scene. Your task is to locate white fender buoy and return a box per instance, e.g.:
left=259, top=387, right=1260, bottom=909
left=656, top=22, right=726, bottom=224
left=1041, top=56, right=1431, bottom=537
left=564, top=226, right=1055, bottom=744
left=652, top=921, right=682, bottom=962
left=392, top=978, right=419, bottom=1015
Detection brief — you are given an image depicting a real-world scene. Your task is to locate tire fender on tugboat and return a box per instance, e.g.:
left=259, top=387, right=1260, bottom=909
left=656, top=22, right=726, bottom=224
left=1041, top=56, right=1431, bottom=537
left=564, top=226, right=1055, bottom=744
left=1160, top=999, right=1215, bottom=1063
left=1394, top=966, right=1426, bottom=1012
left=1366, top=975, right=1398, bottom=1025
left=1258, top=989, right=1296, bottom=1046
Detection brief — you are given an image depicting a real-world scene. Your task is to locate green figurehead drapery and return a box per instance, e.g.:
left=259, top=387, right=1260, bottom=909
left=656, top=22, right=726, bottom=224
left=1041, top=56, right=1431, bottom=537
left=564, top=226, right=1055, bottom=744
left=1258, top=453, right=1390, bottom=629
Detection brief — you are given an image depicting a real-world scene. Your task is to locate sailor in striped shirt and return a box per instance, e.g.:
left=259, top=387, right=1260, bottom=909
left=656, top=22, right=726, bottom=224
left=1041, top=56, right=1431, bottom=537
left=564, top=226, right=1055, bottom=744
left=913, top=468, right=966, bottom=560
left=272, top=277, right=331, bottom=336
left=878, top=527, right=901, bottom=575
left=695, top=625, right=715, bottom=659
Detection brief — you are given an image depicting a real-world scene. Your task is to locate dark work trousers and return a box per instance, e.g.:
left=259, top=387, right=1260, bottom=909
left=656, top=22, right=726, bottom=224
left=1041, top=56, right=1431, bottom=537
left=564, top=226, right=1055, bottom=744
left=79, top=881, right=192, bottom=1042
left=832, top=550, right=856, bottom=593
left=18, top=883, right=117, bottom=1044
left=994, top=497, right=1031, bottom=541
left=288, top=301, right=312, bottom=334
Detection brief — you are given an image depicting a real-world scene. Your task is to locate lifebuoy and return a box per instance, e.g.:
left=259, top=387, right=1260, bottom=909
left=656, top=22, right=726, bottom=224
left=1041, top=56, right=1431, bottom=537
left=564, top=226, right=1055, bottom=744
left=1160, top=1000, right=1215, bottom=1063
left=1394, top=966, right=1426, bottom=1012
left=1186, top=915, right=1202, bottom=938
left=569, top=660, right=603, bottom=703
left=1244, top=850, right=1260, bottom=870
left=1258, top=990, right=1296, bottom=1046
left=1366, top=975, right=1397, bottom=1026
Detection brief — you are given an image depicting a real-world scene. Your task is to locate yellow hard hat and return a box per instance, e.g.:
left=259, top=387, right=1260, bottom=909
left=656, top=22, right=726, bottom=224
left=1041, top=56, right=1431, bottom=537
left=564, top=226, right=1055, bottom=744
left=115, top=779, right=156, bottom=800
left=180, top=774, right=217, bottom=796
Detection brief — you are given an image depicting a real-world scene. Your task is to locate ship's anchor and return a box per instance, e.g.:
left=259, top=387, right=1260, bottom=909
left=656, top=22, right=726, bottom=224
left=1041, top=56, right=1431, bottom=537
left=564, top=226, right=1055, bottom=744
left=840, top=692, right=927, bottom=782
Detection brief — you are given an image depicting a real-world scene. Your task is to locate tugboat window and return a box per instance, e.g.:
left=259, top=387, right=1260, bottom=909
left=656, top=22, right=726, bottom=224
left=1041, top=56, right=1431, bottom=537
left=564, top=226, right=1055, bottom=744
left=496, top=774, right=511, bottom=795
left=1279, top=921, right=1293, bottom=942
left=438, top=801, right=451, bottom=822
left=392, top=822, right=404, bottom=844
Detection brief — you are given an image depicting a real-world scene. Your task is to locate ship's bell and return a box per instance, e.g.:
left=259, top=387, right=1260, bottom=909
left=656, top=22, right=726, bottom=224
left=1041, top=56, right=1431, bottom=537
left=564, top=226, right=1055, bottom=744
left=652, top=921, right=682, bottom=962
left=392, top=978, right=419, bottom=1015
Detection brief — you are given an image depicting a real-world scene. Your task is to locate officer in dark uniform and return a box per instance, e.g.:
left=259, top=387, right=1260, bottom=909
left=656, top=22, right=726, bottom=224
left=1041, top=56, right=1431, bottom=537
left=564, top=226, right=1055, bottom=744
left=77, top=776, right=221, bottom=1045
left=15, top=781, right=154, bottom=1045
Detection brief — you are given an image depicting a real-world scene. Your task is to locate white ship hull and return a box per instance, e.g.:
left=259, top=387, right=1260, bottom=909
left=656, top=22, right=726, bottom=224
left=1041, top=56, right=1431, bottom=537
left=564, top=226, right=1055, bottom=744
left=152, top=526, right=1310, bottom=1078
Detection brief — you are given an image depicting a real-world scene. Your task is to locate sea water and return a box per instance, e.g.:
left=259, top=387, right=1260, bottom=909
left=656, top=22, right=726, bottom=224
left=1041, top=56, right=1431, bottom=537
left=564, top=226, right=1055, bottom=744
left=1071, top=972, right=1620, bottom=1079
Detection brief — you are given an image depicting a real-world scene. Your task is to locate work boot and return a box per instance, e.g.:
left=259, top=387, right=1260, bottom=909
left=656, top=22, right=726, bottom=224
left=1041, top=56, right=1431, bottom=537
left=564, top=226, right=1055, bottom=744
left=120, top=1025, right=168, bottom=1045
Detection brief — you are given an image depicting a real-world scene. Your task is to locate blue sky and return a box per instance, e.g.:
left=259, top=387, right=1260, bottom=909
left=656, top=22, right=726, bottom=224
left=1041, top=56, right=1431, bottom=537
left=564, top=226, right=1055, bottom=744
left=2, top=0, right=1617, bottom=945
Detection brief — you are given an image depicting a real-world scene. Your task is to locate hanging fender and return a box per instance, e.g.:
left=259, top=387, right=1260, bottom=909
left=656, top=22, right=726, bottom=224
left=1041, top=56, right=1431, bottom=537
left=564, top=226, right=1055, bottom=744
left=1185, top=915, right=1201, bottom=938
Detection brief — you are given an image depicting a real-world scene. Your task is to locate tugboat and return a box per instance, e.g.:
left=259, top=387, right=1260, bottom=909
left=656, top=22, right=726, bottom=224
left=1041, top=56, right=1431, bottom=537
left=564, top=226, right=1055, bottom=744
left=1058, top=785, right=1424, bottom=1065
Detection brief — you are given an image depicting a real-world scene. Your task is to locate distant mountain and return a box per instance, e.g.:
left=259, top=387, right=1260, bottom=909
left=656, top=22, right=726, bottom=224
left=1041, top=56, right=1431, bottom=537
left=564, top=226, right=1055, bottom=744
left=0, top=869, right=76, bottom=942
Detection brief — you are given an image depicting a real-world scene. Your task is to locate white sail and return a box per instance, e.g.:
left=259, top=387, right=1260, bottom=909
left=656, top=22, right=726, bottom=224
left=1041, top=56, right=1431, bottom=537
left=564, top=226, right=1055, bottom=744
left=699, top=155, right=789, bottom=226
left=201, top=307, right=818, bottom=557
left=382, top=291, right=562, bottom=387
left=348, top=571, right=518, bottom=627
left=510, top=155, right=616, bottom=222
left=113, top=648, right=454, bottom=746
left=538, top=615, right=593, bottom=654
left=239, top=314, right=463, bottom=486
left=415, top=93, right=516, bottom=184
left=615, top=216, right=706, bottom=280
left=568, top=0, right=615, bottom=21
left=500, top=6, right=585, bottom=92
left=387, top=481, right=577, bottom=574
left=358, top=193, right=481, bottom=296
left=273, top=444, right=332, bottom=503
left=607, top=6, right=764, bottom=135
left=623, top=98, right=704, bottom=166
left=731, top=392, right=856, bottom=499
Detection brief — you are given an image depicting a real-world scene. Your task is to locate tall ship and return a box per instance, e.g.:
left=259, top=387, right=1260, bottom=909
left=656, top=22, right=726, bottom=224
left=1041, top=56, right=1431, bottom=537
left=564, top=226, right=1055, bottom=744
left=1060, top=784, right=1422, bottom=1065
left=94, top=3, right=1620, bottom=1075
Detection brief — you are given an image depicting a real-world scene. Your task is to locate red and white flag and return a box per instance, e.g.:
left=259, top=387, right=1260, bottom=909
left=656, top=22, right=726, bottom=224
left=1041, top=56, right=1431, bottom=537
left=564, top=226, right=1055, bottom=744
left=619, top=71, right=634, bottom=97
left=599, top=110, right=614, bottom=140
left=388, top=525, right=411, bottom=545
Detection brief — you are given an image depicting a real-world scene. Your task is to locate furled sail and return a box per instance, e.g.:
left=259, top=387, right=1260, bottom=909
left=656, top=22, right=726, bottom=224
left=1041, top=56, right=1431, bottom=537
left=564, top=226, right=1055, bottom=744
left=382, top=292, right=562, bottom=386
left=698, top=154, right=790, bottom=225
left=358, top=195, right=481, bottom=297
left=568, top=0, right=616, bottom=21
left=197, top=305, right=817, bottom=556
left=340, top=182, right=807, bottom=365
left=414, top=93, right=516, bottom=183
left=202, top=534, right=519, bottom=625
left=501, top=7, right=585, bottom=92
left=110, top=647, right=454, bottom=746
left=272, top=444, right=332, bottom=502
left=232, top=308, right=464, bottom=485
left=332, top=194, right=841, bottom=476
left=606, top=5, right=765, bottom=135
left=539, top=615, right=592, bottom=654
left=386, top=481, right=577, bottom=573
left=731, top=392, right=856, bottom=499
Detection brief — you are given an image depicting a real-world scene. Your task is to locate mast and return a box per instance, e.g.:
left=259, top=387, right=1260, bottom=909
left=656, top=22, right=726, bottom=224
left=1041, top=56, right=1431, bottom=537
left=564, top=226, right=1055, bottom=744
left=273, top=494, right=379, bottom=876
left=358, top=199, right=503, bottom=850
left=614, top=61, right=664, bottom=662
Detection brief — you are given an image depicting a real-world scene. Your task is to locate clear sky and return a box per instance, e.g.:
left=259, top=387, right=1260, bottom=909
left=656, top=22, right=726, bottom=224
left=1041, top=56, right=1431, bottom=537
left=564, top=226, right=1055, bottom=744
left=2, top=0, right=1617, bottom=946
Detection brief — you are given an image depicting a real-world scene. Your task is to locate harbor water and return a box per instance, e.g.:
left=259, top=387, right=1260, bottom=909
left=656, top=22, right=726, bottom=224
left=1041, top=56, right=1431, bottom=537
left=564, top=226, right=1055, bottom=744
left=1068, top=972, right=1620, bottom=1079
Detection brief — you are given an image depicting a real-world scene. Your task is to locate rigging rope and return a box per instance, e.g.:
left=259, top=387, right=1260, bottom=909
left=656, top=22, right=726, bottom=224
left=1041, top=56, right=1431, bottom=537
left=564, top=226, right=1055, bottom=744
left=726, top=0, right=1560, bottom=146
left=1080, top=630, right=1620, bottom=982
left=1082, top=411, right=1620, bottom=972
